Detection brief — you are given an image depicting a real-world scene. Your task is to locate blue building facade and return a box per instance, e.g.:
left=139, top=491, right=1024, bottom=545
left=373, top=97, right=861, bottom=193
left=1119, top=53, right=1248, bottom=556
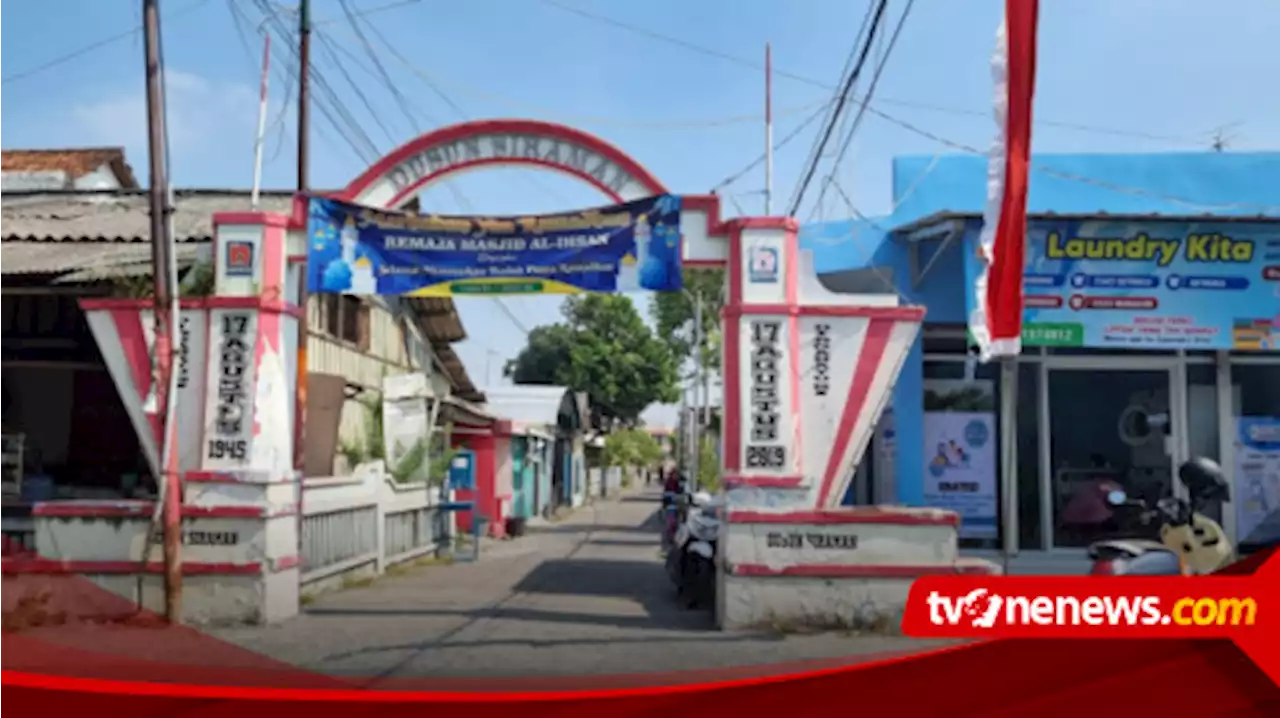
left=801, top=151, right=1280, bottom=553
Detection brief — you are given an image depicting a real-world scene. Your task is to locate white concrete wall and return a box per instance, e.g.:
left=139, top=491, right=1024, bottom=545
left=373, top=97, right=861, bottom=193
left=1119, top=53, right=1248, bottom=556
left=724, top=520, right=958, bottom=570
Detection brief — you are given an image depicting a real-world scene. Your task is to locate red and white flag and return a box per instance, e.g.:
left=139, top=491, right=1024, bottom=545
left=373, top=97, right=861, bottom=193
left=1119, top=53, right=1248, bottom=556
left=971, top=0, right=1039, bottom=361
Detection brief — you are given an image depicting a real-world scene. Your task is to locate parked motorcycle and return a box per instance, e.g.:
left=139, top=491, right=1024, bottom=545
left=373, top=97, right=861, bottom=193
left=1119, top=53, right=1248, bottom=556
left=1088, top=457, right=1234, bottom=576
left=665, top=491, right=721, bottom=609
left=659, top=473, right=693, bottom=552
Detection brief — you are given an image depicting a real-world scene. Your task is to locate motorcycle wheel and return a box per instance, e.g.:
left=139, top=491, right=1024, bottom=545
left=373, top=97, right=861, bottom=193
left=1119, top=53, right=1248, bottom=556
left=684, top=556, right=713, bottom=609
left=665, top=546, right=683, bottom=585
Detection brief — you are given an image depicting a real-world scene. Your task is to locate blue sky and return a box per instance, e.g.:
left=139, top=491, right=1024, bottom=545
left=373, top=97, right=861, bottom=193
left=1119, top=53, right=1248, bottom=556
left=4, top=0, right=1278, bottom=427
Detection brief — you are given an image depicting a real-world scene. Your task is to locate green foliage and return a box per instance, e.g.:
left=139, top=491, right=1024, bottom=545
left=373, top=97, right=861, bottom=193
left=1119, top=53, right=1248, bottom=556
left=426, top=425, right=460, bottom=488
left=602, top=428, right=665, bottom=469
left=113, top=262, right=216, bottom=299
left=505, top=295, right=679, bottom=428
left=651, top=268, right=724, bottom=371
left=696, top=435, right=721, bottom=492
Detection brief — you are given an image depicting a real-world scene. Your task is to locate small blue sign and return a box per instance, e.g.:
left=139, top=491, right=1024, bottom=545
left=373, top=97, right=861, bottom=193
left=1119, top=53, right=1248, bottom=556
left=447, top=451, right=475, bottom=491
left=964, top=419, right=990, bottom=448
left=748, top=245, right=779, bottom=283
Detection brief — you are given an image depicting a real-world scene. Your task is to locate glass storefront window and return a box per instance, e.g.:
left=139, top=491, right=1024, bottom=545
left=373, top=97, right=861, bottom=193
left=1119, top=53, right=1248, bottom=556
left=1229, top=360, right=1280, bottom=547
left=1186, top=363, right=1222, bottom=522
left=1232, top=363, right=1280, bottom=418
left=1015, top=362, right=1042, bottom=550
left=1048, top=369, right=1173, bottom=548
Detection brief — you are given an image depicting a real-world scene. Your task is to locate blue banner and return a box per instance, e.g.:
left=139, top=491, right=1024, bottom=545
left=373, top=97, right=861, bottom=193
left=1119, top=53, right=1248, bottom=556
left=306, top=195, right=684, bottom=296
left=969, top=219, right=1280, bottom=350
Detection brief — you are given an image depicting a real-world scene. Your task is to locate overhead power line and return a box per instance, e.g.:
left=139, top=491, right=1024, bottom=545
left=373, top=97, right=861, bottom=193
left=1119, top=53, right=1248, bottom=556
left=710, top=101, right=832, bottom=193
left=339, top=0, right=424, bottom=135
left=809, top=0, right=916, bottom=220
left=537, top=0, right=1215, bottom=147
left=2, top=0, right=211, bottom=85
left=788, top=0, right=891, bottom=216
left=228, top=0, right=357, bottom=165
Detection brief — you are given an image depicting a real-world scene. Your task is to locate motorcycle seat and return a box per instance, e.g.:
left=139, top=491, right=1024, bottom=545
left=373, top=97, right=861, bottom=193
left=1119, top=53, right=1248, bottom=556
left=1088, top=539, right=1169, bottom=559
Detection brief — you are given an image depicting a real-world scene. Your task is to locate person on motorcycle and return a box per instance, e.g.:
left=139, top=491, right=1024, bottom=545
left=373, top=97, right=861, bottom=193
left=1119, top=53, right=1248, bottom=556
left=662, top=468, right=682, bottom=497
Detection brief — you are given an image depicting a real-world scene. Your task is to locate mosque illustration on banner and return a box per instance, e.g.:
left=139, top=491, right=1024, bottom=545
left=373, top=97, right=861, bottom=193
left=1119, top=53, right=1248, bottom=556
left=616, top=211, right=682, bottom=292
left=317, top=214, right=379, bottom=295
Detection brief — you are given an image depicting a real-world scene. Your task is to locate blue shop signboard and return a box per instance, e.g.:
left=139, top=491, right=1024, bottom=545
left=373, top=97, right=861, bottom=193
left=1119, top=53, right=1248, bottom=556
left=968, top=220, right=1280, bottom=350
left=306, top=195, right=683, bottom=297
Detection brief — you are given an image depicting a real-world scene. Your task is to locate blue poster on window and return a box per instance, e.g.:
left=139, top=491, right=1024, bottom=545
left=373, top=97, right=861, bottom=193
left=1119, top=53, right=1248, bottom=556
left=306, top=194, right=683, bottom=296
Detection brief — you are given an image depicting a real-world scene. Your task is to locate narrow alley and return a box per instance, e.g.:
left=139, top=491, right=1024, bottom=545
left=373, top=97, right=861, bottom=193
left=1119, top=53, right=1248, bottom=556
left=212, top=487, right=942, bottom=683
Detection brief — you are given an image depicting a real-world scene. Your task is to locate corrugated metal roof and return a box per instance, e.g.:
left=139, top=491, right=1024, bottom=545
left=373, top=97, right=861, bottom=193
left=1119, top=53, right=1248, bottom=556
left=432, top=343, right=483, bottom=404
left=479, top=386, right=572, bottom=426
left=1, top=241, right=202, bottom=277
left=1, top=189, right=296, bottom=242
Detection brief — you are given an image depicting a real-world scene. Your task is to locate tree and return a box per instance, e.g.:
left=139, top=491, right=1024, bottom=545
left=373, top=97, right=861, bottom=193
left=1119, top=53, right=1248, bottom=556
left=505, top=294, right=680, bottom=428
left=650, top=268, right=724, bottom=371
left=603, top=428, right=663, bottom=470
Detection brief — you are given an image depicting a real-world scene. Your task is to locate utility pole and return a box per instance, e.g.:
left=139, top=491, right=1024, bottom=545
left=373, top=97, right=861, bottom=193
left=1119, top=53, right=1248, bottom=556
left=293, top=0, right=312, bottom=477
left=689, top=294, right=704, bottom=485
left=764, top=42, right=773, bottom=215
left=297, top=0, right=311, bottom=190
left=143, top=0, right=182, bottom=623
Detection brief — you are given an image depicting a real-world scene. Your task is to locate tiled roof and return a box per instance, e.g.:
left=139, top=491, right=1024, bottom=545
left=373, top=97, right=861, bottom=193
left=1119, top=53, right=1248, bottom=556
left=0, top=189, right=297, bottom=242
left=1, top=148, right=139, bottom=188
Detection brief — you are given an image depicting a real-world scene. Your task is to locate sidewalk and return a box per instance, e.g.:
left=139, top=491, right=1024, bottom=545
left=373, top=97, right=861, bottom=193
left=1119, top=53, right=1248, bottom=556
left=207, top=486, right=944, bottom=683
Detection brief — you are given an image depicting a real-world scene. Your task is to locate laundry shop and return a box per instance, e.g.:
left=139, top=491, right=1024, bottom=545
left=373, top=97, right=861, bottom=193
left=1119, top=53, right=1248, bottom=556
left=801, top=151, right=1280, bottom=556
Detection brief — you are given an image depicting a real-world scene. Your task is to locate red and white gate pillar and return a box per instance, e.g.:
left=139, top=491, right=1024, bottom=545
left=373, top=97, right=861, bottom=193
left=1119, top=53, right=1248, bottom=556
left=681, top=203, right=996, bottom=631
left=21, top=210, right=304, bottom=625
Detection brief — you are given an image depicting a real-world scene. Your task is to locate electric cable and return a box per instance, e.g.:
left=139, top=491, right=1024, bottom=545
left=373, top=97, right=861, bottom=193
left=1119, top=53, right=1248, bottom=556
left=809, top=0, right=916, bottom=221
left=338, top=0, right=426, bottom=135
left=313, top=30, right=399, bottom=147
left=709, top=101, right=831, bottom=193
left=247, top=2, right=378, bottom=163
left=229, top=1, right=367, bottom=166
left=335, top=12, right=546, bottom=337
left=225, top=0, right=296, bottom=165
left=536, top=0, right=1215, bottom=147
left=252, top=0, right=383, bottom=163
left=1, top=0, right=210, bottom=85
left=790, top=0, right=878, bottom=212
left=788, top=0, right=890, bottom=217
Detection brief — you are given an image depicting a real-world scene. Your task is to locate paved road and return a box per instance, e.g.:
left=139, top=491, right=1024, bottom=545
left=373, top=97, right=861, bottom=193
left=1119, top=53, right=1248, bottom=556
left=213, top=488, right=948, bottom=683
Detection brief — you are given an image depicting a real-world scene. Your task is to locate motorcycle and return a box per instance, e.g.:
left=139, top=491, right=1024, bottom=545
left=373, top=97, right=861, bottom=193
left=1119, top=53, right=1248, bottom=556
left=665, top=490, right=721, bottom=609
left=659, top=474, right=693, bottom=552
left=1088, top=457, right=1234, bottom=576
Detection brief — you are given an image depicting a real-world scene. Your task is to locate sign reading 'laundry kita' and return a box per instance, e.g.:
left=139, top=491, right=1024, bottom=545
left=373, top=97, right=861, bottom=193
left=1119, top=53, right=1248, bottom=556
left=305, top=195, right=684, bottom=297
left=983, top=220, right=1280, bottom=351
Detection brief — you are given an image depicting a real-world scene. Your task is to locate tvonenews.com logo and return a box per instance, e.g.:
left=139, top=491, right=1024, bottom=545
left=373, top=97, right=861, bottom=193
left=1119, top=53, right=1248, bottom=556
left=924, top=588, right=1257, bottom=630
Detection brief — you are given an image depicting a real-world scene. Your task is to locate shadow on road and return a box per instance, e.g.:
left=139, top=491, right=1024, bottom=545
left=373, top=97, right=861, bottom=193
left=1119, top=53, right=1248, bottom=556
left=307, top=556, right=754, bottom=673
left=587, top=538, right=656, bottom=547
left=523, top=521, right=658, bottom=536
left=619, top=495, right=659, bottom=504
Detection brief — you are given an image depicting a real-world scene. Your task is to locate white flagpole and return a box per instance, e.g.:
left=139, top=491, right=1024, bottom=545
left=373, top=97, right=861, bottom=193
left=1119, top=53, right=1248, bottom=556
left=250, top=32, right=271, bottom=210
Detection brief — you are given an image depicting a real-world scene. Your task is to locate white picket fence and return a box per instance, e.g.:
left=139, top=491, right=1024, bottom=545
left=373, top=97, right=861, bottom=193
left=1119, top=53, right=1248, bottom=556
left=586, top=466, right=627, bottom=499
left=299, top=462, right=455, bottom=595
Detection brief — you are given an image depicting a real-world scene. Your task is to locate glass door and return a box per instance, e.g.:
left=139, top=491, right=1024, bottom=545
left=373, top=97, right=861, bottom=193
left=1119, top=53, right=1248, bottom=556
left=1047, top=368, right=1174, bottom=548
